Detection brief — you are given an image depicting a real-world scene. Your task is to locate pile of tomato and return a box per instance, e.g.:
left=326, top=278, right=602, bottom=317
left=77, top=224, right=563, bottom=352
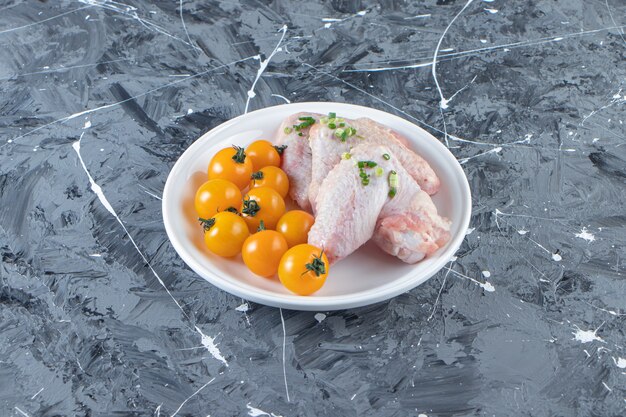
left=194, top=140, right=329, bottom=295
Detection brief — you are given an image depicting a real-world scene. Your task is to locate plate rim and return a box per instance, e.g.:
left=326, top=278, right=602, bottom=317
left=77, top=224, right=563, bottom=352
left=162, top=102, right=472, bottom=311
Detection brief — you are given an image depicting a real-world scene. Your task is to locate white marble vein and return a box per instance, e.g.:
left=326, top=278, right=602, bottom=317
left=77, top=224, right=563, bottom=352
left=574, top=227, right=596, bottom=242
left=0, top=47, right=200, bottom=82
left=72, top=134, right=190, bottom=316
left=247, top=403, right=283, bottom=417
left=79, top=0, right=195, bottom=48
left=4, top=56, right=256, bottom=149
left=271, top=93, right=291, bottom=104
left=30, top=388, right=44, bottom=400
left=605, top=0, right=626, bottom=44
left=195, top=326, right=228, bottom=367
left=0, top=5, right=93, bottom=35
left=14, top=407, right=30, bottom=417
left=344, top=25, right=626, bottom=73
left=432, top=0, right=475, bottom=110
left=279, top=308, right=290, bottom=402
left=74, top=135, right=231, bottom=366
left=428, top=262, right=453, bottom=320
left=443, top=266, right=495, bottom=292
left=245, top=25, right=288, bottom=114
left=572, top=324, right=605, bottom=343
left=170, top=377, right=216, bottom=417
left=494, top=209, right=564, bottom=268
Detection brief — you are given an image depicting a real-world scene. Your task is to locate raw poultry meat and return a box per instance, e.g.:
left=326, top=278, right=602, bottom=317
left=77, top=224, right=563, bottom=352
left=308, top=117, right=440, bottom=211
left=308, top=144, right=450, bottom=264
left=275, top=112, right=322, bottom=211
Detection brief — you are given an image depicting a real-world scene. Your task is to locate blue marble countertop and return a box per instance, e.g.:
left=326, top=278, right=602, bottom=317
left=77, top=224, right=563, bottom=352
left=1, top=0, right=625, bottom=416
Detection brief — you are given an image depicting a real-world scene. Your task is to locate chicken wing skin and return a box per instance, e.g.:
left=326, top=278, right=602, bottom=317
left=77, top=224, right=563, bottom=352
left=308, top=117, right=440, bottom=211
left=308, top=144, right=450, bottom=264
left=274, top=112, right=322, bottom=211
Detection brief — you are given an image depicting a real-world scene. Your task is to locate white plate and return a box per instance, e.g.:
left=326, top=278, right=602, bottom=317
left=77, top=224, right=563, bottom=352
left=162, top=102, right=471, bottom=311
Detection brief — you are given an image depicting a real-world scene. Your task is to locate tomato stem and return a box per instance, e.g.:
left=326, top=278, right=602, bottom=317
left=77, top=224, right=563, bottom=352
left=224, top=207, right=239, bottom=214
left=242, top=197, right=260, bottom=217
left=231, top=145, right=247, bottom=163
left=198, top=217, right=215, bottom=231
left=257, top=220, right=266, bottom=232
left=304, top=249, right=326, bottom=277
left=251, top=171, right=264, bottom=181
left=274, top=145, right=287, bottom=155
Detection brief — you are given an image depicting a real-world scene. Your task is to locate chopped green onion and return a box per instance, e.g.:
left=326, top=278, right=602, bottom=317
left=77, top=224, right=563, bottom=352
left=335, top=118, right=344, bottom=123
left=291, top=117, right=315, bottom=133
left=341, top=152, right=351, bottom=160
left=375, top=167, right=384, bottom=177
left=362, top=177, right=370, bottom=186
left=347, top=127, right=357, bottom=136
left=329, top=112, right=336, bottom=119
left=320, top=116, right=329, bottom=124
left=284, top=126, right=293, bottom=134
left=383, top=153, right=390, bottom=160
left=388, top=170, right=398, bottom=196
left=334, top=128, right=345, bottom=138
left=298, top=132, right=303, bottom=136
left=357, top=161, right=365, bottom=168
left=366, top=161, right=377, bottom=168
left=328, top=123, right=336, bottom=129
left=339, top=122, right=345, bottom=128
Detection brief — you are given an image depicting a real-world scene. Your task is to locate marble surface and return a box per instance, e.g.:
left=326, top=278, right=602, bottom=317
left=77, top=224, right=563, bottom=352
left=1, top=0, right=625, bottom=415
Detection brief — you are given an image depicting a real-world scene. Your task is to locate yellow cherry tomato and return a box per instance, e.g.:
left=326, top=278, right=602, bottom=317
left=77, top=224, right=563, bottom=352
left=242, top=227, right=289, bottom=277
left=278, top=244, right=329, bottom=295
left=276, top=210, right=315, bottom=247
left=241, top=187, right=286, bottom=232
left=194, top=179, right=242, bottom=219
left=200, top=212, right=249, bottom=257
left=208, top=146, right=253, bottom=190
left=250, top=166, right=290, bottom=198
left=246, top=140, right=281, bottom=170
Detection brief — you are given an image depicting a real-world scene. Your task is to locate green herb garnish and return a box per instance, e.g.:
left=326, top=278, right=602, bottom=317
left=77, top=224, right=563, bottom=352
left=292, top=116, right=316, bottom=132
left=383, top=153, right=390, bottom=160
left=388, top=170, right=398, bottom=198
left=357, top=160, right=379, bottom=186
